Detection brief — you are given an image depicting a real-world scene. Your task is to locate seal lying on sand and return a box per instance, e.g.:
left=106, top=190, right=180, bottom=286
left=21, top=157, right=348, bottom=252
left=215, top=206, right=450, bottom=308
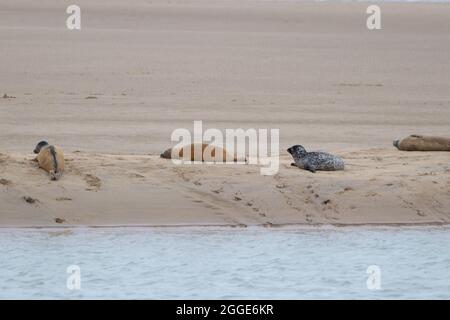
left=393, top=135, right=450, bottom=151
left=161, top=143, right=239, bottom=162
left=33, top=141, right=65, bottom=180
left=287, top=145, right=345, bottom=173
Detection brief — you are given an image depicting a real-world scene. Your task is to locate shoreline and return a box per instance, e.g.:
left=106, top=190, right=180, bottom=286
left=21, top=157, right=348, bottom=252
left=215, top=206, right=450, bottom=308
left=1, top=222, right=449, bottom=230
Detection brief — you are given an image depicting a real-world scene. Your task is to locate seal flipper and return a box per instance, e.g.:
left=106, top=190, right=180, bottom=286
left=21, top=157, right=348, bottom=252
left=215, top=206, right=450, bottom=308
left=304, top=162, right=316, bottom=173
left=48, top=146, right=61, bottom=180
left=291, top=163, right=297, bottom=167
left=50, top=171, right=62, bottom=181
left=49, top=170, right=59, bottom=181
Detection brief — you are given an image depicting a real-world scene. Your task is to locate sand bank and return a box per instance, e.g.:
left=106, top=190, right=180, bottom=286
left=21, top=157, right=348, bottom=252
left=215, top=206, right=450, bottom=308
left=1, top=149, right=449, bottom=227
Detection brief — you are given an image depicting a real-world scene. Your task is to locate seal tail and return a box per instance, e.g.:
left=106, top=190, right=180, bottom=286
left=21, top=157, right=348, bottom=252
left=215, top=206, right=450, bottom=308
left=49, top=146, right=61, bottom=180
left=49, top=170, right=62, bottom=181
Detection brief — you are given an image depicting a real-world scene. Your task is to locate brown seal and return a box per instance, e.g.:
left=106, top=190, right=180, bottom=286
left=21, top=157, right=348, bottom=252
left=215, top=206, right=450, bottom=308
left=33, top=141, right=65, bottom=180
left=160, top=143, right=238, bottom=162
left=393, top=135, right=450, bottom=151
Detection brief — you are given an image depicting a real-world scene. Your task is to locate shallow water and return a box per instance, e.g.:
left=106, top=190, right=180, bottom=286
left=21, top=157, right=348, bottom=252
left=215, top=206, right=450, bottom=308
left=0, top=226, right=449, bottom=299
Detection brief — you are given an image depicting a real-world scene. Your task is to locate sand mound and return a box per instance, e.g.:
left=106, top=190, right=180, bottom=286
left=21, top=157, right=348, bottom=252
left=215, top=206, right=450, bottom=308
left=0, top=149, right=449, bottom=227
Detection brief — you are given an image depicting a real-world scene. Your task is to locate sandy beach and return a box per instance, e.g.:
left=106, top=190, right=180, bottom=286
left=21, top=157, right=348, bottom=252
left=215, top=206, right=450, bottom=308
left=1, top=0, right=449, bottom=227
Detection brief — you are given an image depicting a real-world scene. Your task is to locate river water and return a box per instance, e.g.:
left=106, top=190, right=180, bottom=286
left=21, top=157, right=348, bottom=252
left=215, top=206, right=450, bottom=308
left=0, top=226, right=449, bottom=299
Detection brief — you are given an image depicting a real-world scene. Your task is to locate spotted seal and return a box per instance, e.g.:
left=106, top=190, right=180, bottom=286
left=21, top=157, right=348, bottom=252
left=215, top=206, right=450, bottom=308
left=33, top=141, right=65, bottom=180
left=393, top=134, right=450, bottom=151
left=287, top=145, right=345, bottom=173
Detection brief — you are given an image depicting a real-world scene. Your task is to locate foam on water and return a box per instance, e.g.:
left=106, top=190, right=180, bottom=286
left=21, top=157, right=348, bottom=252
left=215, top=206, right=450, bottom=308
left=0, top=226, right=449, bottom=299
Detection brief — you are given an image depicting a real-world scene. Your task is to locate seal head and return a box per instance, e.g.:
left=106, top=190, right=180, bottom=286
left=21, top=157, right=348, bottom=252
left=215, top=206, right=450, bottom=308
left=287, top=145, right=307, bottom=158
left=34, top=141, right=49, bottom=154
left=393, top=139, right=400, bottom=149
